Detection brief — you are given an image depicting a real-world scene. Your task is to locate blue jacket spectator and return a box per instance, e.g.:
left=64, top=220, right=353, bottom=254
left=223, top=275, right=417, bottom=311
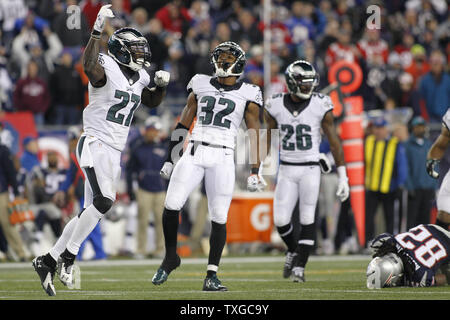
left=419, top=50, right=450, bottom=122
left=126, top=127, right=168, bottom=197
left=404, top=116, right=438, bottom=228
left=20, top=136, right=40, bottom=172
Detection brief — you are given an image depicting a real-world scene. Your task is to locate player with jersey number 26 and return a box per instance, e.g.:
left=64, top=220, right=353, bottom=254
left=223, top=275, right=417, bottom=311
left=152, top=41, right=266, bottom=291
left=32, top=5, right=170, bottom=296
left=263, top=60, right=350, bottom=282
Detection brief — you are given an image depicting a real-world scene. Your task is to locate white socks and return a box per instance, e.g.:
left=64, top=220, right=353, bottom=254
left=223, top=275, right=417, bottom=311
left=49, top=204, right=103, bottom=260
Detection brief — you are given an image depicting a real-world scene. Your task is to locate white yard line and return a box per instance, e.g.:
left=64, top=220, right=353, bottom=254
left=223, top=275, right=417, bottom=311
left=0, top=255, right=371, bottom=269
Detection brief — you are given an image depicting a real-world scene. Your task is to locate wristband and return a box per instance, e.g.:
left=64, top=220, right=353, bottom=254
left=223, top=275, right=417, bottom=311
left=91, top=30, right=101, bottom=40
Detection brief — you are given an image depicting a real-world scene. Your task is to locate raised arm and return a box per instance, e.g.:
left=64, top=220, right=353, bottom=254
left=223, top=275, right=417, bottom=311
left=141, top=70, right=170, bottom=108
left=82, top=4, right=114, bottom=87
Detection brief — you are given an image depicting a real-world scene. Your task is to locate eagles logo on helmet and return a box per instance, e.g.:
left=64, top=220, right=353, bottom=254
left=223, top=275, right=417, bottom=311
left=210, top=41, right=246, bottom=78
left=108, top=27, right=151, bottom=72
left=285, top=60, right=319, bottom=100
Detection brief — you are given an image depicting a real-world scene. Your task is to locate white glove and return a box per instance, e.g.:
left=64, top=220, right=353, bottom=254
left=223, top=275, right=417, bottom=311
left=154, top=70, right=170, bottom=87
left=93, top=4, right=114, bottom=33
left=336, top=178, right=350, bottom=202
left=247, top=174, right=267, bottom=192
left=160, top=161, right=174, bottom=180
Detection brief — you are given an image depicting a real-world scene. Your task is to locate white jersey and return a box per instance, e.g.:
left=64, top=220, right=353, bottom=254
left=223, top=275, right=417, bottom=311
left=82, top=53, right=150, bottom=151
left=187, top=74, right=263, bottom=149
left=443, top=108, right=450, bottom=131
left=265, top=92, right=333, bottom=163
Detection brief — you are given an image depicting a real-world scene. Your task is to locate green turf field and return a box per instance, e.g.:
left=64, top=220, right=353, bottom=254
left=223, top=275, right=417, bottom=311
left=0, top=255, right=449, bottom=300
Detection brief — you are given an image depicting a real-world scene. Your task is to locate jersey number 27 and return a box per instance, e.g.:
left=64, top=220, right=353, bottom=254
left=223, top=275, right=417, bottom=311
left=106, top=90, right=141, bottom=127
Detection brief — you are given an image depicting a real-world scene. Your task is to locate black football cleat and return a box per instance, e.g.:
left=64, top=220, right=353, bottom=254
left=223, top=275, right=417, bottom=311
left=152, top=254, right=181, bottom=285
left=32, top=256, right=56, bottom=296
left=202, top=274, right=228, bottom=291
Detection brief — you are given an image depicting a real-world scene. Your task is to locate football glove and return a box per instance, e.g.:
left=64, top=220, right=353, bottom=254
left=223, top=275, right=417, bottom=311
left=160, top=161, right=174, bottom=180
left=318, top=153, right=332, bottom=174
left=426, top=159, right=440, bottom=179
left=154, top=70, right=170, bottom=87
left=247, top=174, right=267, bottom=192
left=336, top=178, right=349, bottom=202
left=93, top=4, right=114, bottom=33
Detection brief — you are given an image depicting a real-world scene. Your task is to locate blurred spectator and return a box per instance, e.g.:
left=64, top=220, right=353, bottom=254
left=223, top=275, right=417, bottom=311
left=0, top=44, right=13, bottom=111
left=163, top=36, right=191, bottom=100
left=215, top=22, right=232, bottom=43
left=144, top=18, right=169, bottom=71
left=0, top=142, right=27, bottom=261
left=404, top=116, right=438, bottom=229
left=230, top=8, right=262, bottom=45
left=155, top=0, right=192, bottom=38
left=11, top=22, right=62, bottom=80
left=126, top=117, right=167, bottom=258
left=357, top=29, right=389, bottom=68
left=284, top=0, right=326, bottom=57
left=325, top=28, right=359, bottom=68
left=0, top=0, right=28, bottom=48
left=405, top=44, right=430, bottom=88
left=188, top=0, right=210, bottom=25
left=392, top=32, right=415, bottom=69
left=244, top=44, right=264, bottom=87
left=13, top=60, right=51, bottom=125
left=81, top=0, right=103, bottom=30
left=418, top=49, right=450, bottom=122
left=20, top=136, right=40, bottom=173
left=51, top=0, right=90, bottom=57
left=266, top=56, right=286, bottom=97
left=385, top=72, right=421, bottom=115
left=364, top=118, right=408, bottom=246
left=49, top=52, right=84, bottom=125
left=28, top=151, right=66, bottom=256
left=258, top=7, right=292, bottom=56
left=130, top=7, right=150, bottom=35
left=109, top=0, right=131, bottom=30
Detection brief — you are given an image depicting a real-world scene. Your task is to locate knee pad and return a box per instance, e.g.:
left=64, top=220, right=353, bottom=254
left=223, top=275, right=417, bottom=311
left=209, top=207, right=228, bottom=225
left=93, top=196, right=113, bottom=214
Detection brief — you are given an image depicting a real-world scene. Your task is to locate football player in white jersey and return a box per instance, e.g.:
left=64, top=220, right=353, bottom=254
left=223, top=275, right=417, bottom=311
left=151, top=41, right=265, bottom=291
left=426, top=108, right=450, bottom=232
left=32, top=5, right=170, bottom=296
left=263, top=60, right=349, bottom=282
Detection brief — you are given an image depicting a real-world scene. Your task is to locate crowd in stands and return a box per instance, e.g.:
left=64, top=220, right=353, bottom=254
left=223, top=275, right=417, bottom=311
left=0, top=0, right=449, bottom=261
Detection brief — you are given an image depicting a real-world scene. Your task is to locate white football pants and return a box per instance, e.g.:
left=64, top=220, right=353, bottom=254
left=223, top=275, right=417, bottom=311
left=437, top=169, right=450, bottom=214
left=273, top=164, right=321, bottom=227
left=165, top=143, right=235, bottom=224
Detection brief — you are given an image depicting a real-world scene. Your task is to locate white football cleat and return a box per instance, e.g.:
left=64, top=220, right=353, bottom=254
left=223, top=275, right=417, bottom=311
left=57, top=256, right=74, bottom=287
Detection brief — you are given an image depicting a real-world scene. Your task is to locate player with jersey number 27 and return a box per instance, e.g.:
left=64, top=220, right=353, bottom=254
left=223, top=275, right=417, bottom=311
left=152, top=41, right=266, bottom=291
left=32, top=5, right=170, bottom=296
left=263, top=60, right=350, bottom=282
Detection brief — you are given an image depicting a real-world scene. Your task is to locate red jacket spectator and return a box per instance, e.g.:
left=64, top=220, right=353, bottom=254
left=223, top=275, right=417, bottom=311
left=155, top=2, right=191, bottom=35
left=357, top=29, right=389, bottom=66
left=81, top=0, right=103, bottom=30
left=13, top=62, right=50, bottom=115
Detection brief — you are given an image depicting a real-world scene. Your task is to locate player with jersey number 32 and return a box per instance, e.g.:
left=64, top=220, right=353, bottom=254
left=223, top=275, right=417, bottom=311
left=152, top=41, right=266, bottom=291
left=263, top=60, right=350, bottom=282
left=32, top=5, right=170, bottom=296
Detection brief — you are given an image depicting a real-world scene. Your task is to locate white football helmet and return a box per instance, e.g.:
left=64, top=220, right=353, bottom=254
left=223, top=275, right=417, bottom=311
left=210, top=41, right=246, bottom=78
left=285, top=60, right=319, bottom=99
left=366, top=253, right=404, bottom=289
